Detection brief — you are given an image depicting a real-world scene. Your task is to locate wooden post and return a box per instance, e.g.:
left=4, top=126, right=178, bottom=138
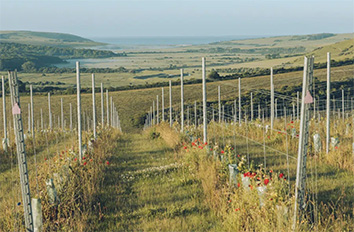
left=218, top=86, right=221, bottom=123
left=76, top=62, right=82, bottom=160
left=180, top=69, right=184, bottom=132
left=342, top=89, right=345, bottom=121
left=101, top=83, right=104, bottom=127
left=30, top=85, right=34, bottom=138
left=194, top=101, right=197, bottom=127
left=251, top=92, right=253, bottom=121
left=48, top=93, right=52, bottom=130
left=293, top=56, right=314, bottom=228
left=238, top=78, right=241, bottom=126
left=271, top=67, right=274, bottom=130
left=162, top=88, right=165, bottom=122
left=169, top=80, right=173, bottom=127
left=8, top=71, right=34, bottom=231
left=156, top=95, right=159, bottom=124
left=92, top=74, right=97, bottom=139
left=61, top=98, right=64, bottom=131
left=326, top=52, right=330, bottom=154
left=106, top=90, right=109, bottom=127
left=110, top=96, right=113, bottom=127
left=69, top=103, right=73, bottom=132
left=297, top=91, right=299, bottom=121
left=202, top=57, right=207, bottom=143
left=234, top=99, right=237, bottom=123
left=2, top=76, right=8, bottom=148
left=153, top=100, right=155, bottom=125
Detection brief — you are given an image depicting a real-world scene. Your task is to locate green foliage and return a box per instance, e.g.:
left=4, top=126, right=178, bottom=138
left=207, top=70, right=221, bottom=80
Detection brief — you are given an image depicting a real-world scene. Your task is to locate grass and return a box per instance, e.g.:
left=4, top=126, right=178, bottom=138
left=94, top=127, right=219, bottom=231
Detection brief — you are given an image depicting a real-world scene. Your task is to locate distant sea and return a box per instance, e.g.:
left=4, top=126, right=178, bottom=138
left=89, top=35, right=263, bottom=50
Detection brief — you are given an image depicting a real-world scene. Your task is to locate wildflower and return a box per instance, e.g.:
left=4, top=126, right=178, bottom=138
left=278, top=131, right=281, bottom=134
left=198, top=145, right=202, bottom=149
left=192, top=142, right=196, bottom=146
left=74, top=158, right=77, bottom=161
left=44, top=158, right=47, bottom=161
left=90, top=159, right=93, bottom=162
left=221, top=150, right=225, bottom=154
left=237, top=154, right=240, bottom=158
left=228, top=200, right=232, bottom=203
left=106, top=161, right=110, bottom=165
left=335, top=146, right=338, bottom=149
left=267, top=136, right=270, bottom=139
left=269, top=170, right=273, bottom=173
left=17, top=202, right=21, bottom=206
left=231, top=147, right=234, bottom=150
left=83, top=162, right=87, bottom=165
left=235, top=208, right=240, bottom=212
left=291, top=121, right=294, bottom=124
left=204, top=142, right=208, bottom=145
left=183, top=146, right=187, bottom=149
left=83, top=157, right=86, bottom=160
left=264, top=178, right=269, bottom=185
left=279, top=173, right=284, bottom=178
left=210, top=148, right=213, bottom=151
left=249, top=185, right=253, bottom=190
left=296, top=134, right=299, bottom=137
left=237, top=183, right=240, bottom=188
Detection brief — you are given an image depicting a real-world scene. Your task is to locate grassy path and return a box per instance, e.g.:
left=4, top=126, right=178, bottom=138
left=96, top=132, right=218, bottom=231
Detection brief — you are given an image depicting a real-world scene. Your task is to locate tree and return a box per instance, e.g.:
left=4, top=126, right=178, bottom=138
left=21, top=61, right=36, bottom=72
left=208, top=70, right=221, bottom=80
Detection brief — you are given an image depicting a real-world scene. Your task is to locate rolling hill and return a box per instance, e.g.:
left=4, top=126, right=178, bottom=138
left=0, top=30, right=104, bottom=47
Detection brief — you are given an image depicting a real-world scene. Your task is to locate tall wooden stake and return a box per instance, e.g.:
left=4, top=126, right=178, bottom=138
left=106, top=90, right=109, bottom=127
left=180, top=69, right=184, bottom=132
left=162, top=88, right=165, bottom=122
left=238, top=78, right=241, bottom=126
left=271, top=67, right=274, bottom=130
left=194, top=101, right=197, bottom=127
left=293, top=56, right=314, bottom=229
left=61, top=98, right=64, bottom=131
left=342, top=89, right=345, bottom=121
left=8, top=71, right=34, bottom=231
left=202, top=57, right=207, bottom=143
left=251, top=92, right=253, bottom=121
left=218, top=86, right=221, bottom=123
left=76, top=62, right=82, bottom=160
left=92, top=74, right=97, bottom=139
left=156, top=95, right=159, bottom=124
left=69, top=103, right=73, bottom=132
left=2, top=76, right=7, bottom=148
left=326, top=52, right=331, bottom=154
left=48, top=93, right=52, bottom=130
left=169, top=80, right=172, bottom=127
left=101, top=83, right=104, bottom=127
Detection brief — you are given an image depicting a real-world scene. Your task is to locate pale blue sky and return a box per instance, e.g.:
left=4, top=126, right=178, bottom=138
left=0, top=0, right=353, bottom=37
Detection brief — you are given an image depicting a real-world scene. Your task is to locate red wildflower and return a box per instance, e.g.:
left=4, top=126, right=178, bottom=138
left=74, top=158, right=77, bottom=161
left=192, top=142, right=196, bottom=146
left=231, top=147, right=234, bottom=150
left=237, top=154, right=240, bottom=158
left=267, top=136, right=270, bottom=139
left=205, top=142, right=208, bottom=145
left=237, top=183, right=240, bottom=188
left=335, top=146, right=338, bottom=149
left=183, top=146, right=187, bottom=149
left=106, top=161, right=110, bottom=165
left=82, top=157, right=86, bottom=160
left=61, top=151, right=64, bottom=154
left=264, top=178, right=270, bottom=185
left=278, top=131, right=281, bottom=134
left=235, top=208, right=240, bottom=212
left=228, top=200, right=232, bottom=203
left=90, top=159, right=93, bottom=162
left=291, top=121, right=294, bottom=124
left=269, top=170, right=273, bottom=173
left=249, top=185, right=253, bottom=190
left=83, top=162, right=87, bottom=165
left=296, top=134, right=299, bottom=137
left=210, top=148, right=213, bottom=151
left=279, top=173, right=284, bottom=178
left=221, top=150, right=225, bottom=154
left=198, top=145, right=202, bottom=149
left=44, top=158, right=47, bottom=161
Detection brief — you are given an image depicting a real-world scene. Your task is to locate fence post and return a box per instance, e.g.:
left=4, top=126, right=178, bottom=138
left=2, top=76, right=8, bottom=149
left=194, top=101, right=197, bottom=127
left=48, top=93, right=52, bottom=130
left=40, top=108, right=43, bottom=131
left=202, top=57, right=207, bottom=144
left=8, top=71, right=34, bottom=231
left=271, top=67, right=274, bottom=130
left=110, top=96, right=113, bottom=127
left=218, top=86, right=221, bottom=123
left=156, top=95, right=159, bottom=124
left=153, top=100, right=155, bottom=125
left=162, top=88, right=165, bottom=122
left=251, top=92, right=253, bottom=121
left=180, top=69, right=184, bottom=132
left=238, top=78, right=241, bottom=126
left=169, top=80, right=172, bottom=127
left=61, top=98, right=64, bottom=131
left=106, top=90, right=109, bottom=127
left=76, top=62, right=82, bottom=160
left=293, top=56, right=314, bottom=229
left=342, top=89, right=345, bottom=121
left=92, top=74, right=97, bottom=139
left=326, top=52, right=331, bottom=154
left=69, top=103, right=72, bottom=132
left=297, top=91, right=299, bottom=121
left=101, top=83, right=104, bottom=127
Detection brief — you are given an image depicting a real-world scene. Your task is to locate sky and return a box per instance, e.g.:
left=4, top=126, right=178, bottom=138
left=0, top=0, right=353, bottom=38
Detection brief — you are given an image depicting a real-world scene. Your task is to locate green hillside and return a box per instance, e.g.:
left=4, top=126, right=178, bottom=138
left=0, top=30, right=104, bottom=47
